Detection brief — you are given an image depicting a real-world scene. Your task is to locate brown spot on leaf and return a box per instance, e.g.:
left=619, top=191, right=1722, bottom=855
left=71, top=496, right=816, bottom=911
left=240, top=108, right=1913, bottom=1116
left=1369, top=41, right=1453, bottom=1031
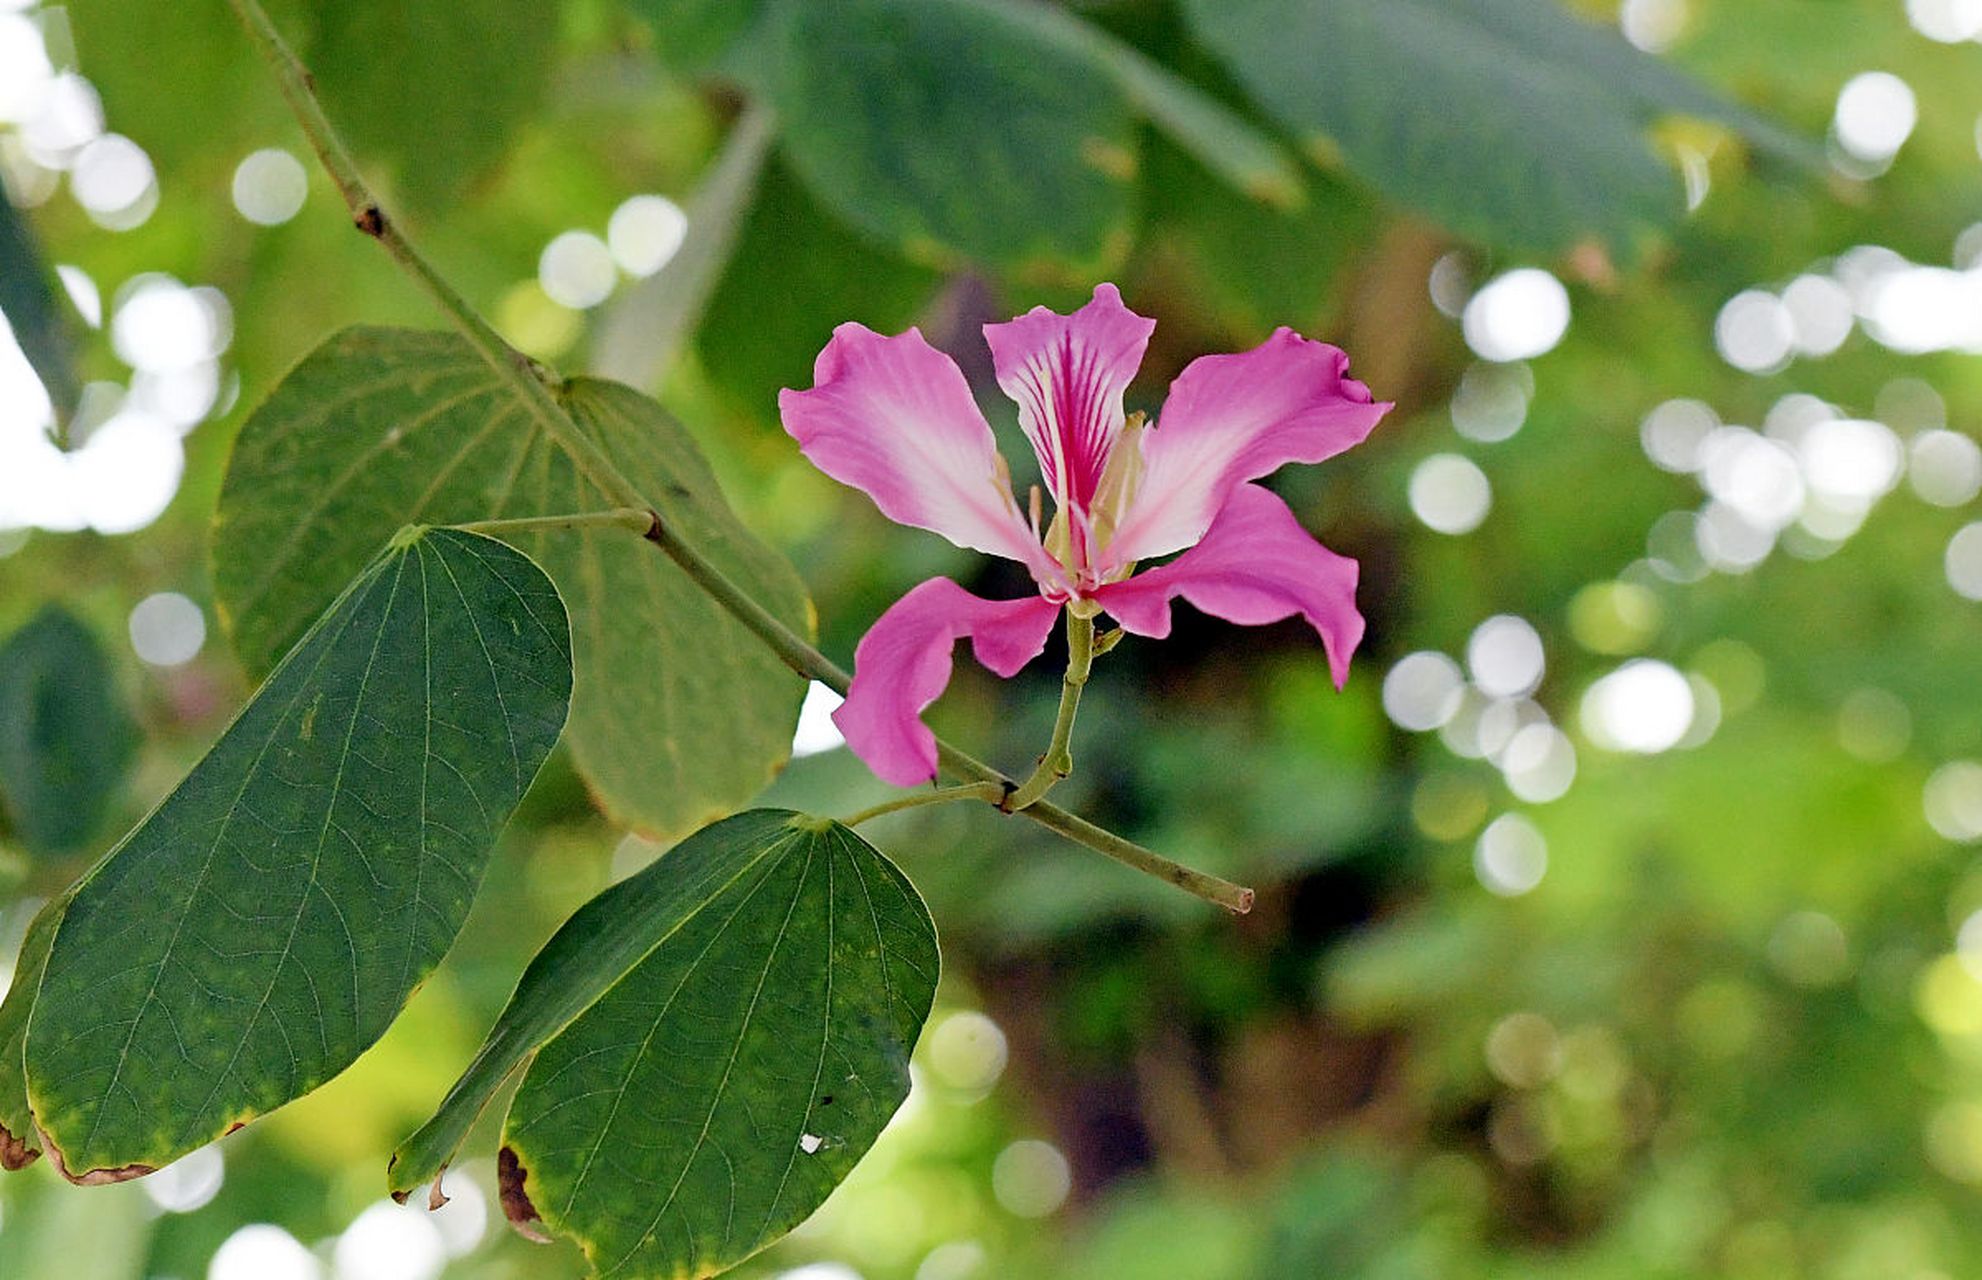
left=498, top=1145, right=550, bottom=1243
left=390, top=1188, right=411, bottom=1205
left=354, top=204, right=388, bottom=238
left=0, top=1121, right=39, bottom=1170
left=428, top=1175, right=450, bottom=1212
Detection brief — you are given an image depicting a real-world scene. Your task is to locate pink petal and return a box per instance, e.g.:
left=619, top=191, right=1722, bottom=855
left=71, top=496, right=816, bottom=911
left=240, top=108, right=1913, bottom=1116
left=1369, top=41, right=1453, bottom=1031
left=983, top=284, right=1156, bottom=525
left=1103, top=328, right=1390, bottom=571
left=1091, top=485, right=1364, bottom=688
left=780, top=323, right=1044, bottom=567
left=834, top=578, right=1063, bottom=786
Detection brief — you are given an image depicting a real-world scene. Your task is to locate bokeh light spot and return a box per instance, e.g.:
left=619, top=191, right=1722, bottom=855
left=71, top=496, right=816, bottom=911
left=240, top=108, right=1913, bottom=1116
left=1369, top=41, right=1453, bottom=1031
left=1714, top=290, right=1794, bottom=373
left=69, top=132, right=155, bottom=229
left=539, top=230, right=617, bottom=310
left=1834, top=71, right=1917, bottom=163
left=1462, top=268, right=1570, bottom=362
left=1485, top=1011, right=1561, bottom=1088
left=925, top=1010, right=1008, bottom=1095
left=332, top=1200, right=446, bottom=1280
left=1382, top=651, right=1465, bottom=732
left=1475, top=813, right=1547, bottom=896
left=1909, top=430, right=1982, bottom=507
left=1925, top=761, right=1982, bottom=842
left=209, top=1224, right=321, bottom=1280
left=1466, top=615, right=1545, bottom=700
left=991, top=1139, right=1071, bottom=1218
left=608, top=194, right=689, bottom=277
left=142, top=1144, right=223, bottom=1214
left=1581, top=659, right=1694, bottom=753
left=1408, top=453, right=1491, bottom=535
left=1639, top=398, right=1719, bottom=474
left=1946, top=523, right=1982, bottom=600
left=232, top=147, right=308, bottom=226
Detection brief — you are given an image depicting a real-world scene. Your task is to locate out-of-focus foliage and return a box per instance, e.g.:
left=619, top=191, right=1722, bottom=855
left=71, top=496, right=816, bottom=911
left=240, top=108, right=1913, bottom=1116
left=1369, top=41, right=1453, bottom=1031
left=0, top=606, right=135, bottom=856
left=3, top=0, right=1982, bottom=1277
left=0, top=194, right=77, bottom=421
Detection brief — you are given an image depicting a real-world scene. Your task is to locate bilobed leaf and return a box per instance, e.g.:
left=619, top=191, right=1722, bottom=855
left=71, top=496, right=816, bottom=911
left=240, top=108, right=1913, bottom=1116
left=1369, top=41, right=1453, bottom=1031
left=0, top=191, right=79, bottom=423
left=391, top=810, right=939, bottom=1280
left=749, top=0, right=1137, bottom=272
left=21, top=528, right=571, bottom=1183
left=0, top=606, right=138, bottom=856
left=212, top=327, right=809, bottom=840
left=304, top=0, right=554, bottom=211
left=1183, top=0, right=1814, bottom=254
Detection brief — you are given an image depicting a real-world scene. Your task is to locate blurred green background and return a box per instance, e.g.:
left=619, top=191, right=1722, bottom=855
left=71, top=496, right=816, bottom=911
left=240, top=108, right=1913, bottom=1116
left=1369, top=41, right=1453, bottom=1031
left=3, top=0, right=1982, bottom=1277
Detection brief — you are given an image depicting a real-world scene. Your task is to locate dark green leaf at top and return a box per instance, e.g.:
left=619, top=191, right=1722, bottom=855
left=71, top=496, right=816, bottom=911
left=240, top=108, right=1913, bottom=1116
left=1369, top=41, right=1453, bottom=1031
left=212, top=328, right=810, bottom=842
left=304, top=0, right=554, bottom=211
left=19, top=528, right=571, bottom=1183
left=1184, top=0, right=1816, bottom=255
left=391, top=810, right=939, bottom=1280
left=748, top=0, right=1138, bottom=273
left=626, top=0, right=772, bottom=73
left=0, top=606, right=138, bottom=857
left=697, top=159, right=940, bottom=421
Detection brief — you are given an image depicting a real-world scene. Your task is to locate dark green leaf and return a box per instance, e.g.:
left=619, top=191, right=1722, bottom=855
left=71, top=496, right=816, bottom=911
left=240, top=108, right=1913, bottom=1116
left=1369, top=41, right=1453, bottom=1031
left=21, top=527, right=571, bottom=1182
left=391, top=810, right=939, bottom=1280
left=66, top=0, right=274, bottom=173
left=750, top=0, right=1137, bottom=272
left=304, top=0, right=554, bottom=211
left=0, top=606, right=137, bottom=856
left=697, top=159, right=939, bottom=419
left=212, top=328, right=810, bottom=840
left=0, top=191, right=79, bottom=423
left=1183, top=0, right=1813, bottom=254
left=626, top=0, right=771, bottom=73
left=960, top=0, right=1305, bottom=211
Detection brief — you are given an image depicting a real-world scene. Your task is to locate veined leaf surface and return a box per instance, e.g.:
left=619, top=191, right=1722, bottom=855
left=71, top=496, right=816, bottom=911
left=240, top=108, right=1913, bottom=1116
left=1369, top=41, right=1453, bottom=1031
left=19, top=527, right=571, bottom=1182
left=392, top=810, right=939, bottom=1280
left=212, top=327, right=810, bottom=841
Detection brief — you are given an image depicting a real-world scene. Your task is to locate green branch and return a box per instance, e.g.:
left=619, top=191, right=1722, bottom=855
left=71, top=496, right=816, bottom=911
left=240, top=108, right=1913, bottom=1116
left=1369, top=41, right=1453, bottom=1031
left=224, top=0, right=1254, bottom=915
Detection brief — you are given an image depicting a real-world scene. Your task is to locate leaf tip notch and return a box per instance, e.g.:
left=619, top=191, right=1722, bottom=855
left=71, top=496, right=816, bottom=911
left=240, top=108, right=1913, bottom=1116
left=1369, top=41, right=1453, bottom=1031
left=387, top=523, right=432, bottom=551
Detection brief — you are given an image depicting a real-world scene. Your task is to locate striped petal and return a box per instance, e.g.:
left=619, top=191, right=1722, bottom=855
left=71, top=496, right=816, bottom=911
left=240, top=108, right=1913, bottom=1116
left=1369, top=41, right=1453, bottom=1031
left=984, top=284, right=1156, bottom=537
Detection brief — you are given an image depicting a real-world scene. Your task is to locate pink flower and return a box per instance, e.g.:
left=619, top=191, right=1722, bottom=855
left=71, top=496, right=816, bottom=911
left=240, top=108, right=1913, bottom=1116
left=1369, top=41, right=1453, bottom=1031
left=780, top=284, right=1390, bottom=787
